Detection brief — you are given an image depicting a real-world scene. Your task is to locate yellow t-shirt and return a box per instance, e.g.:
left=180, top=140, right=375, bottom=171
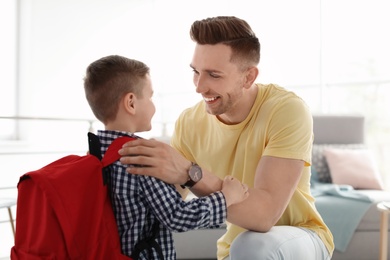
left=171, top=83, right=334, bottom=259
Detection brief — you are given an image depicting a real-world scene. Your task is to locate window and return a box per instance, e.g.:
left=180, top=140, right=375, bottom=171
left=0, top=0, right=17, bottom=139
left=1, top=0, right=390, bottom=183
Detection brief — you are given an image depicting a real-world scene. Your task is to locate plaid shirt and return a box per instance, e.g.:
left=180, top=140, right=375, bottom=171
left=98, top=130, right=227, bottom=260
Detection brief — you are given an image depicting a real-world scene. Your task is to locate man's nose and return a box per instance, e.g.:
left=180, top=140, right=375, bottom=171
left=195, top=75, right=208, bottom=93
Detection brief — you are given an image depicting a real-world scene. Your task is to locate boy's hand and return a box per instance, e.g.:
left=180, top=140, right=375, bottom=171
left=221, top=176, right=249, bottom=207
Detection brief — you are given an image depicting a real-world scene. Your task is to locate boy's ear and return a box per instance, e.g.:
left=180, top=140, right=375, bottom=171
left=123, top=92, right=136, bottom=115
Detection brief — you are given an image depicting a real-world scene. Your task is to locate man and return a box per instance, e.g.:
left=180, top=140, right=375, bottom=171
left=119, top=16, right=333, bottom=260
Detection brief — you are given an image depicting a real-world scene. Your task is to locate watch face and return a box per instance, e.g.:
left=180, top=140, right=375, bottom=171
left=189, top=164, right=202, bottom=182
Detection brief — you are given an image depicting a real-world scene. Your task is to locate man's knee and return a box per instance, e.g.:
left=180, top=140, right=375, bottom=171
left=229, top=227, right=329, bottom=260
left=230, top=231, right=279, bottom=259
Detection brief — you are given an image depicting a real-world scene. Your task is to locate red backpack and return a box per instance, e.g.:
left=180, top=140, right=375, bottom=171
left=10, top=133, right=152, bottom=260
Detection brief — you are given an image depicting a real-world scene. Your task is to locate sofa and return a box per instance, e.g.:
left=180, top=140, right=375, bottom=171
left=173, top=114, right=390, bottom=260
left=311, top=115, right=390, bottom=260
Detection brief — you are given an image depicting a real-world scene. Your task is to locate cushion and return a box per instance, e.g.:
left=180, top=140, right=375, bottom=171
left=323, top=148, right=384, bottom=190
left=311, top=144, right=366, bottom=183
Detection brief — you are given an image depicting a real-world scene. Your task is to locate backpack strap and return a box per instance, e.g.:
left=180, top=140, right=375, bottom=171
left=94, top=133, right=164, bottom=259
left=88, top=132, right=137, bottom=167
left=101, top=135, right=137, bottom=167
left=131, top=221, right=164, bottom=260
left=88, top=133, right=137, bottom=185
left=88, top=132, right=102, bottom=160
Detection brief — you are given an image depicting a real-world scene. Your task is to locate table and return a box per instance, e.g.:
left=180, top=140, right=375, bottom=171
left=0, top=198, right=16, bottom=237
left=377, top=202, right=390, bottom=260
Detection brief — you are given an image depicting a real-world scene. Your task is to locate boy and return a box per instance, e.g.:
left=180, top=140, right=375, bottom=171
left=83, top=55, right=249, bottom=259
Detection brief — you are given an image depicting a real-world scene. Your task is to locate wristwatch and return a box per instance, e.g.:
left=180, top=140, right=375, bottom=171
left=181, top=162, right=203, bottom=188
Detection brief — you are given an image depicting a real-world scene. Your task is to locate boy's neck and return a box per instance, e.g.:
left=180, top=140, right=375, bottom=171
left=104, top=121, right=136, bottom=134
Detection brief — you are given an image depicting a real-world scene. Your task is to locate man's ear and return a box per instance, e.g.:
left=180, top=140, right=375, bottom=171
left=244, top=66, right=259, bottom=88
left=123, top=92, right=136, bottom=115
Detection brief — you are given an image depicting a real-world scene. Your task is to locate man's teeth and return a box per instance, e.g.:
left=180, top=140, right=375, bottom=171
left=204, top=97, right=218, bottom=102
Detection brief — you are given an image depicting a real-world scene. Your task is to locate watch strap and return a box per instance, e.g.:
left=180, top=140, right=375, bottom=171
left=181, top=178, right=197, bottom=189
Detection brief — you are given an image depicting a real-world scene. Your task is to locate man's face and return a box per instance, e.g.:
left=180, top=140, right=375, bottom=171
left=190, top=43, right=247, bottom=121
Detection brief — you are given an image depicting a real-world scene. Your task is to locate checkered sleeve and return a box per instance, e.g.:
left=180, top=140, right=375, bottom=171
left=140, top=176, right=227, bottom=232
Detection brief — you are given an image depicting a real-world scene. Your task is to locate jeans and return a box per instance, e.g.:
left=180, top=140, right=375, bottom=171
left=223, top=226, right=331, bottom=260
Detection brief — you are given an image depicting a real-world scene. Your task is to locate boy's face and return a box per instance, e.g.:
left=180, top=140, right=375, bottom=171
left=135, top=75, right=155, bottom=132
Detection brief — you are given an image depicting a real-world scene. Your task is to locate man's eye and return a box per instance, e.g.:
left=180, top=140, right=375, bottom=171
left=192, top=69, right=199, bottom=74
left=210, top=73, right=220, bottom=78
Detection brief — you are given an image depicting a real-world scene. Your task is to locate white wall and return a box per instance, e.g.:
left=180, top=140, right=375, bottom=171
left=15, top=0, right=323, bottom=125
left=1, top=0, right=390, bottom=257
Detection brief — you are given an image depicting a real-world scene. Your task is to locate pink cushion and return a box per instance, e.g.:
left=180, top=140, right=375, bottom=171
left=323, top=148, right=384, bottom=190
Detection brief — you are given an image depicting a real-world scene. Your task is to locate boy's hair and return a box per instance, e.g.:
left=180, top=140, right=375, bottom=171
left=84, top=55, right=150, bottom=124
left=190, top=16, right=260, bottom=69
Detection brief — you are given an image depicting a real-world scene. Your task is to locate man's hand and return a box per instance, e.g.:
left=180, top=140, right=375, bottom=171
left=118, top=138, right=190, bottom=185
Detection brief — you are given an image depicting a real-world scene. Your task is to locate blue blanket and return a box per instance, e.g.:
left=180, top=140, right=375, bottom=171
left=311, top=182, right=373, bottom=252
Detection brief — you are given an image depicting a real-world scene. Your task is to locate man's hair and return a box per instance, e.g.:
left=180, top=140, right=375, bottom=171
left=84, top=55, right=150, bottom=124
left=190, top=16, right=260, bottom=69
